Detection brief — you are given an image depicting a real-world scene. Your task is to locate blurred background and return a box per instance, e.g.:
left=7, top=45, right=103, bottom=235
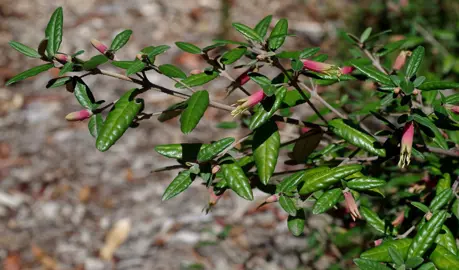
left=1, top=0, right=457, bottom=269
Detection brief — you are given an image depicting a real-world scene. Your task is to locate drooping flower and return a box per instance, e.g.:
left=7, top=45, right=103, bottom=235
left=55, top=53, right=71, bottom=64
left=398, top=121, right=414, bottom=168
left=445, top=105, right=459, bottom=115
left=91, top=39, right=108, bottom=54
left=344, top=190, right=361, bottom=221
left=65, top=109, right=93, bottom=121
left=231, top=90, right=266, bottom=116
left=302, top=59, right=341, bottom=76
left=391, top=211, right=405, bottom=227
left=340, top=66, right=354, bottom=74
left=393, top=51, right=410, bottom=71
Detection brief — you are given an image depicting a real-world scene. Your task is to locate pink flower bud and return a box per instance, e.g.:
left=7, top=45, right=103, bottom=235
left=55, top=53, right=71, bottom=64
left=91, top=39, right=108, bottom=54
left=374, top=239, right=383, bottom=247
left=394, top=87, right=401, bottom=94
left=300, top=127, right=312, bottom=134
left=302, top=59, right=341, bottom=76
left=340, top=66, right=354, bottom=74
left=236, top=71, right=250, bottom=86
left=391, top=211, right=405, bottom=227
left=393, top=51, right=410, bottom=71
left=65, top=109, right=93, bottom=121
left=344, top=191, right=361, bottom=221
left=398, top=121, right=414, bottom=168
left=264, top=194, right=279, bottom=203
left=231, top=90, right=266, bottom=116
left=211, top=165, right=221, bottom=174
left=450, top=106, right=459, bottom=115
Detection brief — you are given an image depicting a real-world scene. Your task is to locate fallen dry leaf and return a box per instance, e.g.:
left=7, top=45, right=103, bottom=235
left=100, top=218, right=131, bottom=261
left=3, top=251, right=21, bottom=270
left=31, top=244, right=58, bottom=270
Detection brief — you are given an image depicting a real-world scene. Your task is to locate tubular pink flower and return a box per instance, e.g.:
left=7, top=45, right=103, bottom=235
left=374, top=239, right=383, bottom=247
left=231, top=90, right=266, bottom=116
left=340, top=66, right=354, bottom=74
left=236, top=71, right=250, bottom=86
left=55, top=53, right=71, bottom=64
left=449, top=105, right=459, bottom=115
left=264, top=194, right=279, bottom=203
left=91, top=39, right=108, bottom=54
left=302, top=59, right=341, bottom=76
left=344, top=191, right=361, bottom=221
left=398, top=121, right=414, bottom=168
left=391, top=211, right=405, bottom=227
left=393, top=51, right=410, bottom=71
left=65, top=109, right=93, bottom=121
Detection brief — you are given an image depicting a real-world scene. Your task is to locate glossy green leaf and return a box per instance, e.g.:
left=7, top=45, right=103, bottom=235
left=287, top=211, right=305, bottom=236
left=299, top=47, right=320, bottom=59
left=436, top=173, right=451, bottom=196
left=430, top=244, right=459, bottom=270
left=111, top=60, right=136, bottom=69
left=351, top=62, right=393, bottom=85
left=407, top=210, right=448, bottom=258
left=376, top=40, right=406, bottom=57
left=154, top=143, right=203, bottom=160
left=435, top=225, right=458, bottom=255
left=360, top=206, right=386, bottom=234
left=276, top=166, right=329, bottom=193
left=232, top=23, right=263, bottom=43
left=221, top=47, right=247, bottom=65
left=58, top=62, right=74, bottom=76
left=254, top=15, right=272, bottom=38
left=360, top=27, right=373, bottom=43
left=145, top=45, right=171, bottom=58
left=110, top=30, right=133, bottom=51
left=221, top=163, right=253, bottom=200
left=347, top=177, right=386, bottom=190
left=291, top=128, right=323, bottom=163
left=328, top=119, right=386, bottom=157
left=253, top=121, right=280, bottom=185
left=126, top=59, right=146, bottom=76
left=46, top=76, right=71, bottom=88
left=445, top=94, right=459, bottom=104
left=158, top=64, right=186, bottom=79
left=9, top=41, right=41, bottom=58
left=312, top=188, right=343, bottom=214
left=74, top=81, right=96, bottom=109
left=83, top=55, right=108, bottom=70
left=6, top=63, right=54, bottom=86
left=197, top=137, right=235, bottom=162
left=405, top=46, right=425, bottom=78
left=45, top=7, right=63, bottom=57
left=418, top=81, right=459, bottom=91
left=411, top=202, right=430, bottom=213
left=412, top=114, right=448, bottom=149
left=249, top=86, right=287, bottom=130
left=268, top=18, right=288, bottom=50
left=175, top=71, right=219, bottom=88
left=430, top=188, right=453, bottom=212
left=162, top=170, right=194, bottom=201
left=180, top=90, right=209, bottom=134
left=388, top=247, right=404, bottom=266
left=279, top=195, right=297, bottom=216
left=354, top=258, right=391, bottom=270
left=361, top=238, right=413, bottom=262
left=417, top=262, right=436, bottom=270
left=175, top=42, right=202, bottom=54
left=299, top=164, right=363, bottom=195
left=96, top=89, right=144, bottom=152
left=281, top=89, right=310, bottom=108
left=158, top=101, right=187, bottom=122
left=405, top=257, right=424, bottom=268
left=88, top=114, right=104, bottom=138
left=249, top=72, right=275, bottom=96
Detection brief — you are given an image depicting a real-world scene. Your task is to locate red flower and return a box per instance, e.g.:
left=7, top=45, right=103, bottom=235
left=231, top=90, right=266, bottom=116
left=65, top=109, right=93, bottom=121
left=398, top=121, right=414, bottom=168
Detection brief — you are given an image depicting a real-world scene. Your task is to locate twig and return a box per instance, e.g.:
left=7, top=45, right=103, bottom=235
left=397, top=225, right=416, bottom=239
left=414, top=23, right=450, bottom=57
left=219, top=70, right=251, bottom=96
left=363, top=49, right=387, bottom=74
left=298, top=82, right=347, bottom=119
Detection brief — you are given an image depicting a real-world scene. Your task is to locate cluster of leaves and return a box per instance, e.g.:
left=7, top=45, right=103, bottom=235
left=7, top=7, right=459, bottom=269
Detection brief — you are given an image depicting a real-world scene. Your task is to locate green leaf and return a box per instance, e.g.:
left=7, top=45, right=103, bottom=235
left=435, top=225, right=458, bottom=255
left=328, top=119, right=386, bottom=157
left=268, top=18, right=288, bottom=50
left=221, top=47, right=247, bottom=65
left=45, top=7, right=63, bottom=57
left=360, top=27, right=373, bottom=43
left=180, top=90, right=209, bottom=134
left=145, top=45, right=171, bottom=58
left=418, top=81, right=459, bottom=91
left=436, top=173, right=451, bottom=196
left=312, top=188, right=343, bottom=214
left=299, top=164, right=363, bottom=195
left=58, top=62, right=74, bottom=76
left=253, top=121, right=280, bottom=185
left=9, top=41, right=42, bottom=58
left=212, top=39, right=250, bottom=46
left=291, top=128, right=323, bottom=163
left=111, top=60, right=136, bottom=69
left=158, top=64, right=186, bottom=79
left=46, top=76, right=72, bottom=88
left=279, top=195, right=297, bottom=216
left=299, top=47, right=320, bottom=59
left=411, top=202, right=430, bottom=213
left=360, top=206, right=386, bottom=234
left=430, top=244, right=459, bottom=269
left=232, top=23, right=263, bottom=43
left=407, top=210, right=448, bottom=258
left=110, top=30, right=132, bottom=51
left=287, top=211, right=305, bottom=236
left=417, top=262, right=436, bottom=270
left=361, top=238, right=413, bottom=262
left=291, top=58, right=303, bottom=71
left=430, top=188, right=453, bottom=212
left=175, top=42, right=202, bottom=54
left=412, top=114, right=448, bottom=149
left=83, top=55, right=108, bottom=70
left=96, top=89, right=144, bottom=152
left=162, top=170, right=194, bottom=201
left=281, top=89, right=310, bottom=108
left=346, top=177, right=386, bottom=190
left=405, top=257, right=423, bottom=268
left=254, top=15, right=272, bottom=39
left=88, top=114, right=104, bottom=138
left=249, top=86, right=287, bottom=130
left=405, top=46, right=425, bottom=78
left=221, top=163, right=253, bottom=200
left=445, top=94, right=459, bottom=104
left=197, top=137, right=235, bottom=162
left=154, top=143, right=203, bottom=160
left=74, top=80, right=96, bottom=109
left=376, top=40, right=406, bottom=56
left=126, top=59, right=146, bottom=76
left=6, top=63, right=54, bottom=86
left=351, top=62, right=393, bottom=85
left=276, top=166, right=329, bottom=193
left=216, top=121, right=238, bottom=129
left=354, top=259, right=391, bottom=270
left=175, top=71, right=219, bottom=88
left=388, top=247, right=404, bottom=266
left=413, top=76, right=426, bottom=87
left=249, top=72, right=275, bottom=96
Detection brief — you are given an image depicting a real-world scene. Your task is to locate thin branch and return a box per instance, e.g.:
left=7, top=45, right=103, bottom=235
left=414, top=23, right=449, bottom=57
left=220, top=70, right=251, bottom=96
left=298, top=82, right=347, bottom=119
left=363, top=49, right=387, bottom=74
